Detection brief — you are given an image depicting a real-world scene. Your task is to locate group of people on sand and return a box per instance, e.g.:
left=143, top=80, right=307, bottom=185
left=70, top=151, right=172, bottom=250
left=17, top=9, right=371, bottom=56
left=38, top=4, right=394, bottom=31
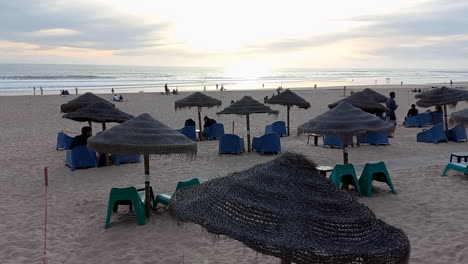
left=163, top=83, right=179, bottom=95
left=113, top=94, right=124, bottom=101
left=60, top=89, right=70, bottom=95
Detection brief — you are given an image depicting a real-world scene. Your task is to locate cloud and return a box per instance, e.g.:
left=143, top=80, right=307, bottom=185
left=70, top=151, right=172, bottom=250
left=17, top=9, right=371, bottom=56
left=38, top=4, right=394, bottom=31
left=0, top=0, right=168, bottom=51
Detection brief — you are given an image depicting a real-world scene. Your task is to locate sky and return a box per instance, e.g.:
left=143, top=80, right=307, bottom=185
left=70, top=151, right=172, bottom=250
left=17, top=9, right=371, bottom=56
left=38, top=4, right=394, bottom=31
left=0, top=0, right=467, bottom=70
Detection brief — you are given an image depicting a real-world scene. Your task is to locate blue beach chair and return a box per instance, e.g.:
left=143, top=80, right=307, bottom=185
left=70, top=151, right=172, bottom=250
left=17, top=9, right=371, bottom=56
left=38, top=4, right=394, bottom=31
left=252, top=132, right=281, bottom=155
left=219, top=134, right=245, bottom=155
left=442, top=162, right=468, bottom=176
left=203, top=123, right=225, bottom=140
left=448, top=124, right=467, bottom=143
left=112, top=154, right=141, bottom=166
left=57, top=131, right=73, bottom=150
left=324, top=135, right=353, bottom=149
left=265, top=121, right=287, bottom=137
left=359, top=132, right=389, bottom=146
left=416, top=123, right=447, bottom=143
left=66, top=145, right=98, bottom=171
left=177, top=125, right=197, bottom=141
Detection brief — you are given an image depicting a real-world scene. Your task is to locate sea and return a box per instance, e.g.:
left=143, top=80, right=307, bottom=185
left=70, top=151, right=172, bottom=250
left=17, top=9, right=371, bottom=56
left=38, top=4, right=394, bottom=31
left=1, top=63, right=467, bottom=95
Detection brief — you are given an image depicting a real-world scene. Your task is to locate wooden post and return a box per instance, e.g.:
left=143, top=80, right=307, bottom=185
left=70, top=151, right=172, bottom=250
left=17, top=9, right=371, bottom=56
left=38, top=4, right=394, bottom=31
left=198, top=107, right=203, bottom=141
left=44, top=167, right=48, bottom=186
left=232, top=121, right=235, bottom=134
left=102, top=122, right=106, bottom=131
left=287, top=105, right=290, bottom=136
left=443, top=104, right=449, bottom=135
left=88, top=121, right=92, bottom=131
left=144, top=154, right=151, bottom=217
left=246, top=114, right=251, bottom=152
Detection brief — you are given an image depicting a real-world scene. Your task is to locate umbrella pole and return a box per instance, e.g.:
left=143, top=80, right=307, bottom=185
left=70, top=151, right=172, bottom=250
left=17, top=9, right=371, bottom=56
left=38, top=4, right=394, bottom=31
left=88, top=121, right=92, bottom=133
left=287, top=105, right=290, bottom=136
left=443, top=104, right=449, bottom=135
left=343, top=136, right=349, bottom=164
left=144, top=154, right=151, bottom=217
left=198, top=107, right=203, bottom=141
left=102, top=122, right=106, bottom=131
left=246, top=114, right=251, bottom=152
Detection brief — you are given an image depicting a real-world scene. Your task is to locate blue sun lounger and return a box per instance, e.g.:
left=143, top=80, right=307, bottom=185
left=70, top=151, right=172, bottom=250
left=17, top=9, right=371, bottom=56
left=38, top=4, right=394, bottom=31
left=442, top=162, right=468, bottom=176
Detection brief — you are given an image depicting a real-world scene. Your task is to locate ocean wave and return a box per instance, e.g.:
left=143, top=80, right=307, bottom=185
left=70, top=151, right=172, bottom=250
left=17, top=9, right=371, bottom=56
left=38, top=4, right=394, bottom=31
left=0, top=75, right=116, bottom=80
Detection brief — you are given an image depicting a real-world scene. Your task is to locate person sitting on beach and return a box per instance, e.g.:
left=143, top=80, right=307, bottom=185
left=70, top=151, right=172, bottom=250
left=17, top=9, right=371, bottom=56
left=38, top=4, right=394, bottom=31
left=185, top=118, right=196, bottom=127
left=69, top=126, right=92, bottom=149
left=203, top=116, right=217, bottom=128
left=119, top=94, right=123, bottom=101
left=407, top=104, right=419, bottom=117
left=113, top=94, right=119, bottom=101
left=264, top=96, right=269, bottom=103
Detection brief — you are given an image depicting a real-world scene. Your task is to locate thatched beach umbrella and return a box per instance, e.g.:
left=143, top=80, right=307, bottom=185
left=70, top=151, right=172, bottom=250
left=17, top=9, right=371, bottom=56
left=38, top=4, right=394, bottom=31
left=87, top=113, right=197, bottom=216
left=328, top=92, right=389, bottom=115
left=450, top=108, right=468, bottom=125
left=63, top=101, right=134, bottom=130
left=298, top=102, right=394, bottom=164
left=266, top=89, right=311, bottom=135
left=416, top=87, right=468, bottom=134
left=217, top=96, right=278, bottom=152
left=171, top=152, right=410, bottom=264
left=60, top=92, right=114, bottom=113
left=175, top=92, right=222, bottom=140
left=362, top=88, right=388, bottom=103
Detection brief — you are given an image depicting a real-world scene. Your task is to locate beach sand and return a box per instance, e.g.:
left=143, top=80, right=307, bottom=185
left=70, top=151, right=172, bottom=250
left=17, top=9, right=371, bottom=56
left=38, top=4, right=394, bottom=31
left=1, top=84, right=468, bottom=263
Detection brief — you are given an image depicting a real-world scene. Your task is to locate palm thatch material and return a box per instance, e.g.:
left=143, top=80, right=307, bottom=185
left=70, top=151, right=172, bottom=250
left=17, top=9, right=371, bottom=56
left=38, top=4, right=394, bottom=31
left=87, top=113, right=197, bottom=216
left=416, top=87, right=468, bottom=133
left=217, top=96, right=279, bottom=152
left=266, top=89, right=311, bottom=135
left=362, top=88, right=388, bottom=103
left=174, top=92, right=222, bottom=140
left=60, top=92, right=114, bottom=113
left=298, top=102, right=393, bottom=163
left=328, top=92, right=389, bottom=115
left=63, top=101, right=134, bottom=130
left=449, top=108, right=468, bottom=125
left=170, top=152, right=410, bottom=264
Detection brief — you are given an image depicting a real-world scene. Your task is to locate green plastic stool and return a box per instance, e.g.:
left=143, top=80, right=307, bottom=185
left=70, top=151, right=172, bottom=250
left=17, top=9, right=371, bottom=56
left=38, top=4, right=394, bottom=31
left=105, top=186, right=145, bottom=229
left=442, top=162, right=468, bottom=176
left=329, top=164, right=362, bottom=196
left=154, top=178, right=201, bottom=208
left=359, top=161, right=396, bottom=197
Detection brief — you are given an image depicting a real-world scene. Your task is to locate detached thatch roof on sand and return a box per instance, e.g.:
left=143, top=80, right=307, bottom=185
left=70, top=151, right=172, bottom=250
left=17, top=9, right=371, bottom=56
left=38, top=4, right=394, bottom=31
left=362, top=88, right=388, bottom=103
left=415, top=87, right=468, bottom=107
left=298, top=101, right=394, bottom=136
left=62, top=101, right=134, bottom=123
left=328, top=92, right=389, bottom=115
left=171, top=152, right=410, bottom=264
left=266, top=89, right=310, bottom=109
left=60, top=92, right=114, bottom=113
left=87, top=113, right=197, bottom=156
left=174, top=92, right=222, bottom=110
left=217, top=96, right=278, bottom=116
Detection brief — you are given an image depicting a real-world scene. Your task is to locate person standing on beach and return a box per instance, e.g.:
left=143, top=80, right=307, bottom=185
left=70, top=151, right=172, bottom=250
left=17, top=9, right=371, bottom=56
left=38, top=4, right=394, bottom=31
left=216, top=84, right=218, bottom=90
left=386, top=91, right=398, bottom=137
left=450, top=80, right=453, bottom=86
left=40, top=86, right=43, bottom=95
left=33, top=86, right=36, bottom=95
left=111, top=88, right=114, bottom=94
left=75, top=87, right=78, bottom=94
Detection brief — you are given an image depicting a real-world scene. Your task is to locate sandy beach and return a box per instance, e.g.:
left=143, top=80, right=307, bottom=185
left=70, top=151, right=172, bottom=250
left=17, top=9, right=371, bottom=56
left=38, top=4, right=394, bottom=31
left=1, top=84, right=468, bottom=264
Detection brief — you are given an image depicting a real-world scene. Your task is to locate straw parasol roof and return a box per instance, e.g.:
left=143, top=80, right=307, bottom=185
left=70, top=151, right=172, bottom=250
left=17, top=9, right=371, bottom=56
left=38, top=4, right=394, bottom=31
left=449, top=108, right=468, bottom=125
left=298, top=102, right=394, bottom=163
left=266, top=89, right=311, bottom=109
left=217, top=96, right=278, bottom=152
left=62, top=101, right=134, bottom=125
left=415, top=87, right=468, bottom=107
left=217, top=96, right=279, bottom=115
left=174, top=92, right=222, bottom=109
left=328, top=92, right=389, bottom=115
left=300, top=102, right=394, bottom=136
left=174, top=92, right=222, bottom=140
left=362, top=88, right=388, bottom=103
left=170, top=152, right=410, bottom=264
left=87, top=113, right=197, bottom=155
left=87, top=113, right=197, bottom=217
left=416, top=87, right=468, bottom=133
left=60, top=92, right=114, bottom=113
left=266, top=89, right=311, bottom=135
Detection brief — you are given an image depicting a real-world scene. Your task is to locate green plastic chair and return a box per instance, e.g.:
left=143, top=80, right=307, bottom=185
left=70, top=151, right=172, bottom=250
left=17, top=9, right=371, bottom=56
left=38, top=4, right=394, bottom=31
left=329, top=164, right=362, bottom=196
left=359, top=161, right=396, bottom=197
left=105, top=186, right=145, bottom=229
left=154, top=178, right=201, bottom=208
left=442, top=162, right=468, bottom=176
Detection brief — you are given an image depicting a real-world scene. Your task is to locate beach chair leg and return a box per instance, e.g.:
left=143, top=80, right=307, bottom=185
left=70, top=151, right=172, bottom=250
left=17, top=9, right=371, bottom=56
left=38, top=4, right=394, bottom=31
left=441, top=165, right=451, bottom=176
